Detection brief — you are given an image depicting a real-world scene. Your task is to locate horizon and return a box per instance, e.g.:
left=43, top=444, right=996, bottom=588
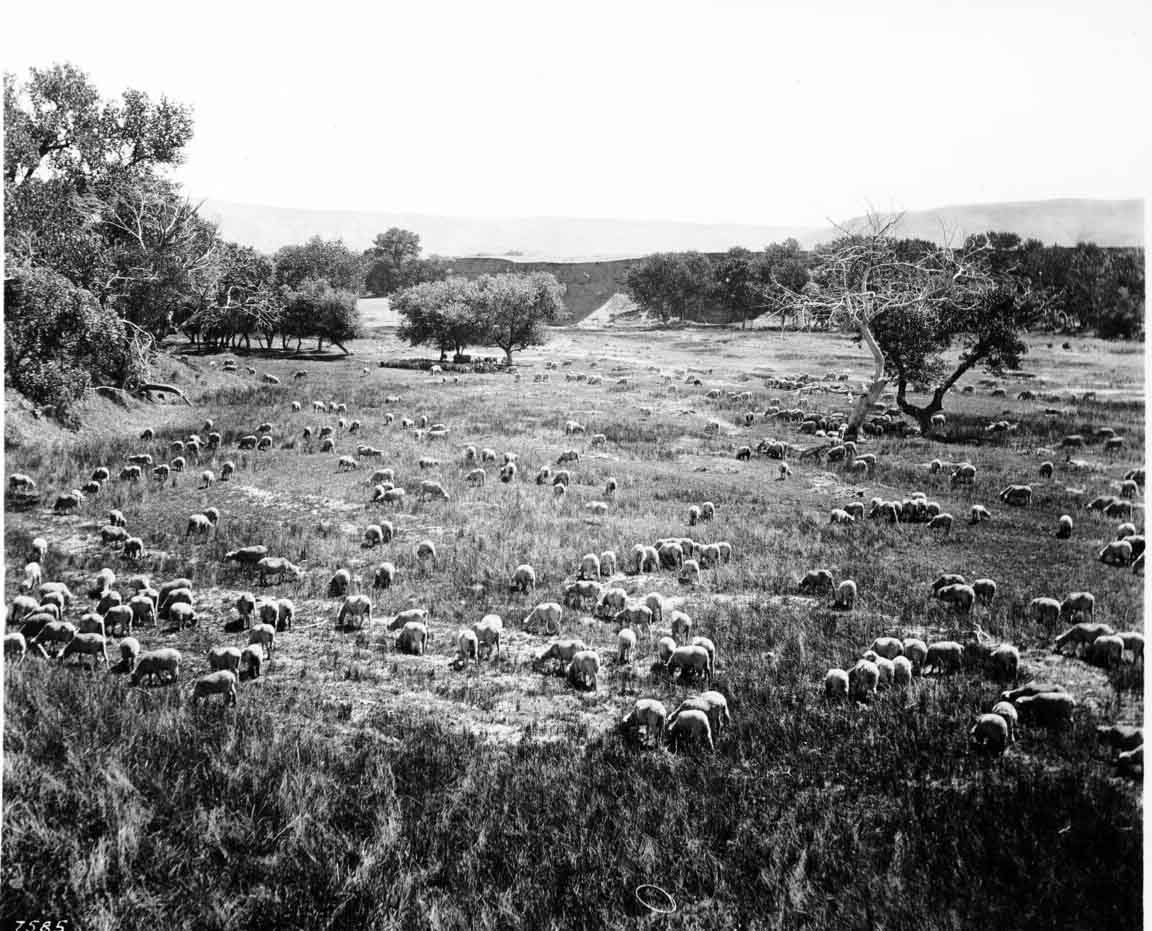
left=4, top=0, right=1149, bottom=229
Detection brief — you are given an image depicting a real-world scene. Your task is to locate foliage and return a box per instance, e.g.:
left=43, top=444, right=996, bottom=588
left=280, top=279, right=362, bottom=353
left=394, top=272, right=566, bottom=362
left=273, top=235, right=364, bottom=292
left=3, top=265, right=146, bottom=420
left=362, top=227, right=447, bottom=296
left=623, top=251, right=713, bottom=322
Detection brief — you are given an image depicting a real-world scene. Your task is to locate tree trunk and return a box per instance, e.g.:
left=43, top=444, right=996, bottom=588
left=844, top=320, right=887, bottom=441
left=504, top=347, right=513, bottom=365
left=332, top=340, right=348, bottom=354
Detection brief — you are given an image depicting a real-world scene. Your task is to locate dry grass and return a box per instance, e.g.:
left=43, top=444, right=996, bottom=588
left=3, top=327, right=1144, bottom=930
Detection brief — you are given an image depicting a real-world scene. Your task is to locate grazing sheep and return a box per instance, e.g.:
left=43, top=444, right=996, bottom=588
left=927, top=513, right=954, bottom=535
left=971, top=578, right=997, bottom=604
left=130, top=648, right=181, bottom=686
left=373, top=562, right=397, bottom=590
left=622, top=699, right=667, bottom=745
left=1059, top=591, right=1095, bottom=622
left=169, top=603, right=197, bottom=630
left=465, top=468, right=486, bottom=486
left=456, top=629, right=480, bottom=665
left=950, top=464, right=976, bottom=488
left=834, top=579, right=857, bottom=609
left=328, top=569, right=354, bottom=598
left=1081, top=633, right=1124, bottom=668
left=578, top=552, right=602, bottom=580
left=829, top=508, right=855, bottom=525
left=396, top=621, right=431, bottom=655
left=849, top=659, right=879, bottom=700
left=688, top=505, right=701, bottom=526
left=185, top=513, right=214, bottom=539
left=665, top=644, right=713, bottom=682
left=29, top=537, right=48, bottom=563
left=988, top=644, right=1020, bottom=681
left=667, top=709, right=715, bottom=752
left=613, top=604, right=655, bottom=631
left=936, top=583, right=975, bottom=613
left=53, top=491, right=85, bottom=513
left=679, top=559, right=701, bottom=586
left=998, top=485, right=1033, bottom=506
left=523, top=601, right=563, bottom=633
left=970, top=714, right=1010, bottom=756
left=1117, top=631, right=1144, bottom=663
left=208, top=646, right=243, bottom=673
left=363, top=523, right=394, bottom=548
left=474, top=615, right=503, bottom=659
left=248, top=623, right=277, bottom=655
left=9, top=473, right=37, bottom=493
left=192, top=670, right=238, bottom=706
left=617, top=628, right=638, bottom=664
left=668, top=610, right=693, bottom=642
left=415, top=540, right=438, bottom=565
left=1013, top=692, right=1075, bottom=729
left=869, top=637, right=904, bottom=660
left=535, top=639, right=588, bottom=669
left=420, top=480, right=450, bottom=501
left=923, top=641, right=964, bottom=675
left=510, top=564, right=537, bottom=594
left=256, top=557, right=301, bottom=585
left=566, top=650, right=601, bottom=690
left=824, top=668, right=849, bottom=698
left=1099, top=539, right=1134, bottom=567
left=499, top=462, right=518, bottom=483
left=337, top=595, right=373, bottom=629
left=338, top=456, right=359, bottom=472
left=798, top=569, right=834, bottom=594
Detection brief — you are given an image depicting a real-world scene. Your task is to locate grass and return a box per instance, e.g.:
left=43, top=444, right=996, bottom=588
left=2, top=327, right=1144, bottom=930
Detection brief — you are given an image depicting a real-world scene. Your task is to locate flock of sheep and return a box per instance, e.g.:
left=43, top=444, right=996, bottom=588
left=3, top=353, right=1144, bottom=770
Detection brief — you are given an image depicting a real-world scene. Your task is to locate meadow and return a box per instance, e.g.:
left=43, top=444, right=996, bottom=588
left=2, top=326, right=1144, bottom=931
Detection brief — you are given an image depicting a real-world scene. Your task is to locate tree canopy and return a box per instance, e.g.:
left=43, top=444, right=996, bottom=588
left=363, top=227, right=446, bottom=296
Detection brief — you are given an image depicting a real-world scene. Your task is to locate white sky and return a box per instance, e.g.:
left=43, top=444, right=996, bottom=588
left=3, top=0, right=1149, bottom=226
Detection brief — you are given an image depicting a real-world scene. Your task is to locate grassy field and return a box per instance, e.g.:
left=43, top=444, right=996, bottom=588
left=2, top=326, right=1144, bottom=930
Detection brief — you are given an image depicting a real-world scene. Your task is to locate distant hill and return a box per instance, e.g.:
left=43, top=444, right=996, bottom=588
left=200, top=197, right=1144, bottom=258
left=814, top=198, right=1144, bottom=249
left=197, top=199, right=816, bottom=258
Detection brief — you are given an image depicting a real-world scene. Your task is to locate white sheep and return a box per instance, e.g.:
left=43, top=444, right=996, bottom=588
left=363, top=523, right=393, bottom=548
left=617, top=628, right=638, bottom=664
left=524, top=601, right=563, bottom=633
left=60, top=632, right=109, bottom=668
left=936, top=583, right=975, bottom=613
left=465, top=468, right=487, bottom=486
left=192, top=670, right=238, bottom=706
left=337, top=595, right=373, bottom=629
left=1059, top=591, right=1095, bottom=621
left=1028, top=597, right=1062, bottom=627
left=834, top=579, right=857, bottom=609
left=991, top=701, right=1018, bottom=743
left=668, top=609, right=693, bottom=642
left=848, top=659, right=879, bottom=700
left=824, top=668, right=849, bottom=698
left=667, top=709, right=714, bottom=752
left=396, top=621, right=429, bottom=655
left=970, top=713, right=1009, bottom=756
left=901, top=638, right=928, bottom=671
left=566, top=650, right=600, bottom=689
left=923, top=641, right=964, bottom=675
left=208, top=646, right=243, bottom=673
left=373, top=562, right=397, bottom=589
left=510, top=564, right=537, bottom=594
left=474, top=614, right=503, bottom=659
left=534, top=638, right=587, bottom=669
left=665, top=644, right=712, bottom=682
left=578, top=553, right=601, bottom=580
left=415, top=540, right=438, bottom=565
left=622, top=699, right=667, bottom=745
left=988, top=644, right=1019, bottom=681
left=868, top=637, right=904, bottom=660
left=131, top=648, right=182, bottom=686
left=456, top=629, right=480, bottom=665
left=248, top=623, right=276, bottom=655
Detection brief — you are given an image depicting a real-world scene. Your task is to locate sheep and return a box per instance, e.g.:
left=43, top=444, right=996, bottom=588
left=565, top=650, right=601, bottom=689
left=248, top=622, right=277, bottom=655
left=1099, top=540, right=1134, bottom=567
left=474, top=614, right=503, bottom=659
left=1027, top=597, right=1062, bottom=628
left=499, top=462, right=518, bottom=483
left=667, top=609, right=692, bottom=642
left=970, top=714, right=1010, bottom=756
left=622, top=699, right=667, bottom=745
left=950, top=464, right=976, bottom=488
left=363, top=523, right=393, bottom=548
left=927, top=513, right=954, bottom=535
left=998, top=484, right=1033, bottom=506
left=564, top=419, right=586, bottom=435
left=8, top=595, right=40, bottom=624
left=257, top=557, right=301, bottom=586
left=595, top=587, right=628, bottom=619
left=328, top=568, right=354, bottom=597
left=988, top=644, right=1020, bottom=681
left=224, top=546, right=269, bottom=574
left=823, top=667, right=850, bottom=699
left=1118, top=479, right=1139, bottom=499
left=1013, top=691, right=1075, bottom=729
left=53, top=491, right=85, bottom=513
left=613, top=604, right=655, bottom=632
left=9, top=473, right=38, bottom=493
left=96, top=589, right=123, bottom=615
left=667, top=709, right=714, bottom=752
left=617, top=628, right=638, bottom=664
left=192, top=670, right=238, bottom=706
left=169, top=603, right=197, bottom=630
left=373, top=562, right=397, bottom=589
left=935, top=583, right=975, bottom=613
left=1058, top=591, right=1095, bottom=623
left=510, top=564, right=537, bottom=594
left=631, top=544, right=660, bottom=574
left=128, top=594, right=157, bottom=629
left=534, top=639, right=587, bottom=669
left=665, top=644, right=713, bottom=682
left=465, top=468, right=487, bottom=486
left=923, top=641, right=964, bottom=675
left=868, top=637, right=904, bottom=661
left=829, top=508, right=855, bottom=525
left=523, top=601, right=563, bottom=633
left=337, top=456, right=359, bottom=473
left=130, top=648, right=182, bottom=686
left=679, top=559, right=702, bottom=586
left=185, top=513, right=214, bottom=539
left=337, top=595, right=373, bottom=629
left=419, top=480, right=450, bottom=501
left=1117, top=631, right=1144, bottom=663
left=208, top=646, right=243, bottom=673
left=1081, top=632, right=1125, bottom=668
left=834, top=579, right=857, bottom=609
left=456, top=629, right=480, bottom=665
left=848, top=660, right=879, bottom=700
left=415, top=539, right=438, bottom=565
left=395, top=621, right=430, bottom=655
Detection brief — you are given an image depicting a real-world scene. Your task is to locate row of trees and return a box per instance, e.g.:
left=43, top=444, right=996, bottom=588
left=392, top=272, right=566, bottom=363
left=624, top=240, right=810, bottom=327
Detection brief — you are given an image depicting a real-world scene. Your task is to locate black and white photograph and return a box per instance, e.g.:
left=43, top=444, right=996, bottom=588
left=1, top=1, right=1147, bottom=928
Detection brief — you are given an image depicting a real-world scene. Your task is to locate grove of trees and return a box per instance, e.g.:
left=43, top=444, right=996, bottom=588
left=393, top=272, right=566, bottom=363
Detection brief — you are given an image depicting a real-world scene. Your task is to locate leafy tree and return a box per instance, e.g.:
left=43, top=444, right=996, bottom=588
left=394, top=278, right=485, bottom=360
left=711, top=247, right=764, bottom=329
left=4, top=266, right=144, bottom=422
left=280, top=279, right=361, bottom=353
left=624, top=252, right=713, bottom=323
left=363, top=228, right=446, bottom=296
left=274, top=236, right=364, bottom=292
left=474, top=272, right=566, bottom=364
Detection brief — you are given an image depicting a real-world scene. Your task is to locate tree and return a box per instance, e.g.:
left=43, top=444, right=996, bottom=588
left=474, top=272, right=566, bottom=364
left=393, top=278, right=485, bottom=360
left=624, top=252, right=713, bottom=323
left=363, top=228, right=446, bottom=296
left=274, top=236, right=364, bottom=292
left=786, top=214, right=1006, bottom=438
left=711, top=247, right=763, bottom=329
left=280, top=279, right=361, bottom=353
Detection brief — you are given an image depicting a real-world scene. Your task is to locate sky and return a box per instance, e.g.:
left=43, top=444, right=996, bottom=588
left=3, top=0, right=1149, bottom=227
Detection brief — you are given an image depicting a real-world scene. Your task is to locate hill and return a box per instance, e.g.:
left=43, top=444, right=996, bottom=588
left=201, top=197, right=1144, bottom=258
